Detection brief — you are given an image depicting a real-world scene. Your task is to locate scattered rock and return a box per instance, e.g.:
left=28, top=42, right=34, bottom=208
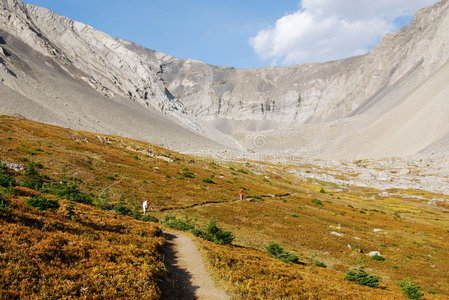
left=329, top=224, right=341, bottom=230
left=331, top=231, right=344, bottom=237
left=155, top=156, right=173, bottom=163
left=4, top=160, right=24, bottom=171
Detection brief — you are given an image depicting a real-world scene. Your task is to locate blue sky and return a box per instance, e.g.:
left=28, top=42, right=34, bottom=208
left=23, top=0, right=436, bottom=68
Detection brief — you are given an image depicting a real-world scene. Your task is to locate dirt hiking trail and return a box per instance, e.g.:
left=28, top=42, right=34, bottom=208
left=156, top=193, right=292, bottom=212
left=161, top=232, right=230, bottom=300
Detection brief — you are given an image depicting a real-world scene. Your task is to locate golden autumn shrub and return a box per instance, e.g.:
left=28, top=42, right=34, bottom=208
left=0, top=196, right=165, bottom=298
left=198, top=239, right=401, bottom=299
left=13, top=186, right=39, bottom=197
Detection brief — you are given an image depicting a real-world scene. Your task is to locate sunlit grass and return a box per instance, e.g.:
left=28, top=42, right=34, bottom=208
left=1, top=115, right=448, bottom=298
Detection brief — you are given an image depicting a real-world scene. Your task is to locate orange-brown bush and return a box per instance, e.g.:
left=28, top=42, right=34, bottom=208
left=0, top=196, right=164, bottom=298
left=13, top=186, right=39, bottom=197
left=198, top=239, right=400, bottom=299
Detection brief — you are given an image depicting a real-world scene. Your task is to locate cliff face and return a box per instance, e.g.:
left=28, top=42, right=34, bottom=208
left=156, top=0, right=449, bottom=125
left=1, top=0, right=449, bottom=158
left=0, top=0, right=245, bottom=151
left=0, top=0, right=201, bottom=128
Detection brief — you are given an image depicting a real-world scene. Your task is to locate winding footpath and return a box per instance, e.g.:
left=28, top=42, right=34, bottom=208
left=159, top=194, right=292, bottom=299
left=157, top=193, right=292, bottom=212
left=161, top=232, right=230, bottom=300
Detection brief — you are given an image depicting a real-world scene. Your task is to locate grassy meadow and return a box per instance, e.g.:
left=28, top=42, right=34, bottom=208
left=1, top=115, right=448, bottom=299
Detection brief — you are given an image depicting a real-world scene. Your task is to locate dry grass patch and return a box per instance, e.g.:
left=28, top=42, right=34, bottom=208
left=198, top=238, right=401, bottom=299
left=0, top=196, right=164, bottom=298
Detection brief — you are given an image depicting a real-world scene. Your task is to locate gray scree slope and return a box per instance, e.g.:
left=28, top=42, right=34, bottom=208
left=1, top=0, right=449, bottom=158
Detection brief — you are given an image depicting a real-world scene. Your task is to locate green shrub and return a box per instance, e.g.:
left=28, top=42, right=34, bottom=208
left=267, top=242, right=299, bottom=264
left=371, top=254, right=385, bottom=261
left=132, top=206, right=142, bottom=220
left=182, top=171, right=195, bottom=178
left=22, top=162, right=45, bottom=190
left=66, top=200, right=75, bottom=218
left=344, top=267, right=379, bottom=288
left=141, top=214, right=159, bottom=223
left=115, top=205, right=131, bottom=216
left=195, top=220, right=234, bottom=245
left=33, top=162, right=44, bottom=169
left=26, top=196, right=60, bottom=211
left=95, top=189, right=114, bottom=211
left=252, top=195, right=263, bottom=200
left=320, top=188, right=326, bottom=193
left=278, top=252, right=300, bottom=264
left=44, top=176, right=94, bottom=205
left=0, top=194, right=10, bottom=212
left=311, top=198, right=323, bottom=206
left=163, top=216, right=233, bottom=245
left=202, top=178, right=215, bottom=184
left=267, top=243, right=284, bottom=257
left=0, top=203, right=10, bottom=211
left=311, top=260, right=327, bottom=268
left=398, top=280, right=424, bottom=299
left=114, top=195, right=131, bottom=216
left=163, top=215, right=196, bottom=231
left=0, top=173, right=15, bottom=188
left=237, top=169, right=248, bottom=174
left=0, top=161, right=17, bottom=188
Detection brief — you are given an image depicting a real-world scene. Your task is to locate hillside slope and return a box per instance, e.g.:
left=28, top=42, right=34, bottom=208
left=0, top=192, right=164, bottom=298
left=0, top=0, right=241, bottom=152
left=1, top=0, right=449, bottom=158
left=1, top=116, right=449, bottom=298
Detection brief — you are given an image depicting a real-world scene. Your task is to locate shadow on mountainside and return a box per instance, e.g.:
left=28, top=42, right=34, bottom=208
left=160, top=232, right=198, bottom=300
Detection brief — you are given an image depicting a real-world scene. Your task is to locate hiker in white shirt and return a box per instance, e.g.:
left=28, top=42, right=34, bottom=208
left=142, top=199, right=148, bottom=214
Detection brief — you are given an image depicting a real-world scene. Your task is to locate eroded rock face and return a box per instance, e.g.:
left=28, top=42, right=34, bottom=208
left=0, top=0, right=245, bottom=152
left=0, top=0, right=206, bottom=132
left=1, top=0, right=449, bottom=158
left=156, top=0, right=449, bottom=125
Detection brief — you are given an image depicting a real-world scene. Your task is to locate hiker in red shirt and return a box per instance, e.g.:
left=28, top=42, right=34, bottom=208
left=239, top=189, right=244, bottom=200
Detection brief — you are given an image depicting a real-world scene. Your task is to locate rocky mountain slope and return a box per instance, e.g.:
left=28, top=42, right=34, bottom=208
left=0, top=0, right=241, bottom=152
left=1, top=0, right=449, bottom=158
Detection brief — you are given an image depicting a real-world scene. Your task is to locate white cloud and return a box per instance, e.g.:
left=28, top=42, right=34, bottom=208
left=250, top=0, right=438, bottom=65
